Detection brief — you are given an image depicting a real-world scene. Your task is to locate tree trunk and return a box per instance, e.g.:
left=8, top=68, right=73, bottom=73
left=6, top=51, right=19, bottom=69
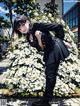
left=6, top=1, right=13, bottom=28
left=9, top=6, right=13, bottom=28
left=51, top=0, right=55, bottom=13
left=51, top=0, right=55, bottom=6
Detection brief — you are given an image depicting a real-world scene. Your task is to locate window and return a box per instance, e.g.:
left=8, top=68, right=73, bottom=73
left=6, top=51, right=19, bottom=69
left=69, top=11, right=72, bottom=20
left=69, top=20, right=72, bottom=28
left=73, top=10, right=76, bottom=18
left=75, top=17, right=78, bottom=26
left=75, top=7, right=78, bottom=17
left=72, top=17, right=78, bottom=27
left=63, top=5, right=78, bottom=29
left=73, top=18, right=76, bottom=27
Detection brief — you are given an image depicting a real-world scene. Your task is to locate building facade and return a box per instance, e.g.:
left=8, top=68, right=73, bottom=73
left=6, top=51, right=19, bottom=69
left=63, top=3, right=78, bottom=45
left=35, top=0, right=63, bottom=16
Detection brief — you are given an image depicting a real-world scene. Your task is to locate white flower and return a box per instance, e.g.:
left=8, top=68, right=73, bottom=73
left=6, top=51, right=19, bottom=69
left=14, top=50, right=20, bottom=54
left=34, top=63, right=43, bottom=69
left=9, top=70, right=16, bottom=76
left=55, top=18, right=60, bottom=24
left=16, top=70, right=24, bottom=76
left=9, top=54, right=15, bottom=59
left=12, top=59, right=18, bottom=66
left=68, top=83, right=76, bottom=89
left=11, top=78, right=19, bottom=84
left=18, top=58, right=25, bottom=65
left=48, top=13, right=52, bottom=17
left=75, top=75, right=80, bottom=82
left=34, top=12, right=39, bottom=16
left=33, top=86, right=41, bottom=91
left=60, top=19, right=65, bottom=26
left=70, top=72, right=75, bottom=78
left=24, top=48, right=31, bottom=55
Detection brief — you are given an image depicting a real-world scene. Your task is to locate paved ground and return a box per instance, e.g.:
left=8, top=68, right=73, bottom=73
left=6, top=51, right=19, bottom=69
left=0, top=97, right=80, bottom=106
left=0, top=59, right=80, bottom=106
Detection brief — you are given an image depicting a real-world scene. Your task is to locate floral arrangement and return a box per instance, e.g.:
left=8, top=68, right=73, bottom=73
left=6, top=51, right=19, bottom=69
left=0, top=12, right=80, bottom=97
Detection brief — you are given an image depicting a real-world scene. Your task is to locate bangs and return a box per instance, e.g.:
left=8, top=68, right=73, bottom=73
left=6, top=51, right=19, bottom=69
left=15, top=20, right=26, bottom=29
left=13, top=15, right=31, bottom=34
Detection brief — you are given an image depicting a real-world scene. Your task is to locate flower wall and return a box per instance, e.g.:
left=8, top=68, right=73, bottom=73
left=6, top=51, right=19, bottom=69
left=0, top=2, right=80, bottom=97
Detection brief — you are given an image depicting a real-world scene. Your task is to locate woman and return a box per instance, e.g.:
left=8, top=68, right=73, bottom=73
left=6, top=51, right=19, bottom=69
left=13, top=15, right=70, bottom=106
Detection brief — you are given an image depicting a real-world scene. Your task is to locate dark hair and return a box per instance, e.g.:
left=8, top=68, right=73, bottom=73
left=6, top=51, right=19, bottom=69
left=13, top=15, right=32, bottom=35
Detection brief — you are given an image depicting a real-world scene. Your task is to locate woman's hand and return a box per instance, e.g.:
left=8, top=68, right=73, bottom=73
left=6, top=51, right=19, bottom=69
left=35, top=30, right=45, bottom=49
left=35, top=30, right=42, bottom=39
left=63, top=41, right=72, bottom=48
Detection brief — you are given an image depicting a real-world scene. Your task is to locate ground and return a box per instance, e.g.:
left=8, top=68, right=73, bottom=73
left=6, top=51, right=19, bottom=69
left=0, top=96, right=80, bottom=106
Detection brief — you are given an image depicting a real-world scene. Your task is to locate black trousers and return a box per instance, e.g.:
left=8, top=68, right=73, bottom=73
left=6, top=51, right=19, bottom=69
left=43, top=60, right=60, bottom=101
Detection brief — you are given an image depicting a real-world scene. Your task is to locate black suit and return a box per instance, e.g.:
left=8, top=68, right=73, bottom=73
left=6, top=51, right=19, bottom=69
left=26, top=22, right=69, bottom=100
left=27, top=22, right=69, bottom=65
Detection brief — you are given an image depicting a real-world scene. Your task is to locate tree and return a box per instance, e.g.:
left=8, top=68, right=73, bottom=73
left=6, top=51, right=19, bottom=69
left=0, top=0, right=13, bottom=28
left=0, top=16, right=11, bottom=28
left=51, top=0, right=55, bottom=12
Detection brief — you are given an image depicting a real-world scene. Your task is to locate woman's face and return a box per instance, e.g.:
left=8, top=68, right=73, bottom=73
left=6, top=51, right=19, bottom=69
left=18, top=20, right=30, bottom=34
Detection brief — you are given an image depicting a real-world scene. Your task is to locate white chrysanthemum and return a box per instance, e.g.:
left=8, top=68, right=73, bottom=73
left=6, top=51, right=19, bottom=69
left=60, top=19, right=66, bottom=26
left=34, top=12, right=39, bottom=16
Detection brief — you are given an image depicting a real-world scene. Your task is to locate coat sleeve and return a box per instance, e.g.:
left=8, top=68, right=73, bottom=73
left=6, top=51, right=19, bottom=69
left=33, top=22, right=65, bottom=40
left=26, top=34, right=43, bottom=52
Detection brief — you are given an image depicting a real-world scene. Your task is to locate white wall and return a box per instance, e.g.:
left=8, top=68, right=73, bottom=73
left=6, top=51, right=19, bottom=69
left=36, top=0, right=51, bottom=11
left=55, top=0, right=63, bottom=16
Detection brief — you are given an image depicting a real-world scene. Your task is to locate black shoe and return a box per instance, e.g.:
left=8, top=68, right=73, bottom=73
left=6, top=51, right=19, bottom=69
left=32, top=98, right=51, bottom=106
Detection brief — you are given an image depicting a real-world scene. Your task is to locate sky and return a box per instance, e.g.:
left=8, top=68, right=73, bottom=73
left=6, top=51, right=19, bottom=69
left=0, top=2, right=16, bottom=21
left=0, top=0, right=78, bottom=20
left=64, top=0, right=78, bottom=13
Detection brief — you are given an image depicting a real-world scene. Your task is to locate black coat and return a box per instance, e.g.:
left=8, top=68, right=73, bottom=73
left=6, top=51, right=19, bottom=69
left=26, top=22, right=70, bottom=65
